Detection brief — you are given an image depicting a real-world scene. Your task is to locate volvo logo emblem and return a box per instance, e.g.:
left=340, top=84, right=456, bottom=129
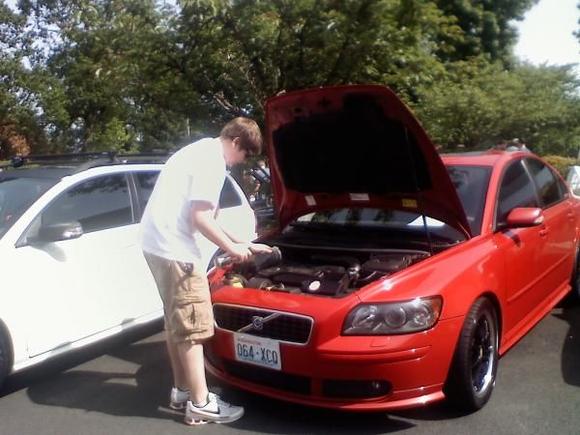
left=237, top=312, right=281, bottom=334
left=251, top=316, right=265, bottom=331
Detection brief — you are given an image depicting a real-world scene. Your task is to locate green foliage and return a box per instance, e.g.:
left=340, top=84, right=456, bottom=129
left=0, top=2, right=43, bottom=153
left=434, top=0, right=539, bottom=63
left=412, top=60, right=580, bottom=156
left=541, top=155, right=577, bottom=177
left=1, top=0, right=578, bottom=159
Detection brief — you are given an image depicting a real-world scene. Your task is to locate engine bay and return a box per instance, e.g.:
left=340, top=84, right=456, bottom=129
left=221, top=244, right=429, bottom=298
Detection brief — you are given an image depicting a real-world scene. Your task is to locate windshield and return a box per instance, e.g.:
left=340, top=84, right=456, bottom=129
left=446, top=165, right=491, bottom=235
left=290, top=165, right=490, bottom=238
left=294, top=208, right=465, bottom=242
left=0, top=177, right=57, bottom=239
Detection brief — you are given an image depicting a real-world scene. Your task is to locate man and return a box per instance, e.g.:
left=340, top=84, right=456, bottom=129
left=506, top=138, right=530, bottom=152
left=140, top=117, right=271, bottom=425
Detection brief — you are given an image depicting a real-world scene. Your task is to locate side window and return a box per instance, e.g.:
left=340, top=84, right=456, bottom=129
left=40, top=174, right=133, bottom=234
left=219, top=177, right=242, bottom=209
left=525, top=159, right=563, bottom=207
left=135, top=171, right=160, bottom=217
left=496, top=160, right=539, bottom=227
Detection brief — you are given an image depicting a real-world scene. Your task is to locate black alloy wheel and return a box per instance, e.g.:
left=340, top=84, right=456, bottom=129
left=445, top=297, right=499, bottom=413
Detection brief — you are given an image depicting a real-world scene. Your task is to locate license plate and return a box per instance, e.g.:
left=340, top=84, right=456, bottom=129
left=233, top=333, right=281, bottom=370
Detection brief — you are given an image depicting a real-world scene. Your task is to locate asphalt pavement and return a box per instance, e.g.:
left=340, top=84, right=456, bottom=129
left=1, top=302, right=579, bottom=435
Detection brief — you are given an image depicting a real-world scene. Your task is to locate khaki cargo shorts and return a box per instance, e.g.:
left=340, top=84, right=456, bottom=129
left=143, top=252, right=214, bottom=343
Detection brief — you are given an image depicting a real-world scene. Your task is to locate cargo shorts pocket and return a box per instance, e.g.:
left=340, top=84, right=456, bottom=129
left=169, top=266, right=214, bottom=339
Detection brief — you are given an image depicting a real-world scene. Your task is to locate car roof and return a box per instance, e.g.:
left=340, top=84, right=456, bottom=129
left=0, top=166, right=76, bottom=180
left=0, top=152, right=169, bottom=181
left=441, top=149, right=529, bottom=167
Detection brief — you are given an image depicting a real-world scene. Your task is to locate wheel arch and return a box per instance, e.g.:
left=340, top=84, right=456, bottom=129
left=479, top=291, right=503, bottom=344
left=0, top=318, right=14, bottom=383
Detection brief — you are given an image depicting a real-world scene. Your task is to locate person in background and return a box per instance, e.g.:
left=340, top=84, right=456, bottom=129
left=140, top=117, right=272, bottom=426
left=506, top=138, right=530, bottom=152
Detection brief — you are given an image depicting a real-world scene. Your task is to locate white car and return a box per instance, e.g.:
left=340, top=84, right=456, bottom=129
left=0, top=154, right=256, bottom=387
left=567, top=165, right=580, bottom=197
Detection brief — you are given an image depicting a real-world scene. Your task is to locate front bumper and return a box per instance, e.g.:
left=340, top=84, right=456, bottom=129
left=205, top=315, right=464, bottom=411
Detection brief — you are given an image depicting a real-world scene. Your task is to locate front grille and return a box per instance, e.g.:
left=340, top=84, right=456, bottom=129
left=223, top=361, right=311, bottom=395
left=213, top=304, right=313, bottom=344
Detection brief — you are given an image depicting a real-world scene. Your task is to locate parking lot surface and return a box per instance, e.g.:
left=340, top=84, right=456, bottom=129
left=1, top=303, right=579, bottom=435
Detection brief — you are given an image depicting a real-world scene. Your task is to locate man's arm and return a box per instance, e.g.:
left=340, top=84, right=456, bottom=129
left=191, top=201, right=252, bottom=262
left=222, top=226, right=272, bottom=255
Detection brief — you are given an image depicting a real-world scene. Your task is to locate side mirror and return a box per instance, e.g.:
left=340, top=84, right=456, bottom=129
left=35, top=221, right=84, bottom=243
left=505, top=207, right=544, bottom=228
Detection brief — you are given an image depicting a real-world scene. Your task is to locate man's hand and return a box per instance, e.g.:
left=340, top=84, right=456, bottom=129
left=248, top=243, right=273, bottom=255
left=226, top=243, right=253, bottom=263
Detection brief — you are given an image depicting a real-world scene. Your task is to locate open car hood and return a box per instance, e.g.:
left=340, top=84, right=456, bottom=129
left=264, top=85, right=471, bottom=238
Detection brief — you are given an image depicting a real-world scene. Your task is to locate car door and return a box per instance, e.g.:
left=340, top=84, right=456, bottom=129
left=492, top=159, right=545, bottom=336
left=16, top=172, right=150, bottom=356
left=524, top=158, right=575, bottom=299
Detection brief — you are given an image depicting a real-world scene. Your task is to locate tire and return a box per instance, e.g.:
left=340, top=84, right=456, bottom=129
left=445, top=298, right=499, bottom=413
left=0, top=327, right=11, bottom=389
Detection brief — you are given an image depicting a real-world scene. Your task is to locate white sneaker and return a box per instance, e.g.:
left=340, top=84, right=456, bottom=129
left=184, top=392, right=244, bottom=425
left=169, top=387, right=189, bottom=410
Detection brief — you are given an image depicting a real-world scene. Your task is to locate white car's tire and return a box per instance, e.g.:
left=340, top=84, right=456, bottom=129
left=0, top=324, right=12, bottom=389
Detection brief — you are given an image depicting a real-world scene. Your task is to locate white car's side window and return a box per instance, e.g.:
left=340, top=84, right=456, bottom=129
left=219, top=177, right=243, bottom=209
left=27, top=174, right=134, bottom=240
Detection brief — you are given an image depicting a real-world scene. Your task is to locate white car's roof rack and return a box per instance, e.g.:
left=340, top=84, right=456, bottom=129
left=1, top=151, right=171, bottom=172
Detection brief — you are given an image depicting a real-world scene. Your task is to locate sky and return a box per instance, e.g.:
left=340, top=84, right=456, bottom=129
left=514, top=0, right=579, bottom=66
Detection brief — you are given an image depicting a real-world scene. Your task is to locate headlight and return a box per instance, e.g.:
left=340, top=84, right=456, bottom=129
left=342, top=296, right=442, bottom=335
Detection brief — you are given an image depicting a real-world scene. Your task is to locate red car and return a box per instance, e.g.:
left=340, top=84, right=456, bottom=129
left=205, top=85, right=580, bottom=413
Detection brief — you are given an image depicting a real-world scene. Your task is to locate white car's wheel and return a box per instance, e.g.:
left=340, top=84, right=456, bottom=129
left=0, top=325, right=12, bottom=388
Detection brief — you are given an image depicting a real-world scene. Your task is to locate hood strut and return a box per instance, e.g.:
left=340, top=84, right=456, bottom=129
left=403, top=128, right=434, bottom=255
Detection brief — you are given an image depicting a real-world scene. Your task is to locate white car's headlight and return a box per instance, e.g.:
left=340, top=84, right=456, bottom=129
left=342, top=297, right=443, bottom=335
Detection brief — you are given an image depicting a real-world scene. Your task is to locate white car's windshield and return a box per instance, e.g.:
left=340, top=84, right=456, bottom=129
left=0, top=176, right=56, bottom=239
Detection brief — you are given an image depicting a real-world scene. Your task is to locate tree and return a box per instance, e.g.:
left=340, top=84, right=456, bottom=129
left=433, top=0, right=539, bottom=64
left=176, top=0, right=463, bottom=117
left=17, top=0, right=198, bottom=151
left=0, top=2, right=41, bottom=157
left=413, top=60, right=580, bottom=155
left=7, top=0, right=576, bottom=158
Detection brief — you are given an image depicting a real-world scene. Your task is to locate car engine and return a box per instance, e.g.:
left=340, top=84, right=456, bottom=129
left=220, top=245, right=429, bottom=298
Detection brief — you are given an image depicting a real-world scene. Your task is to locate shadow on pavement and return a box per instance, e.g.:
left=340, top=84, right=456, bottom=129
left=21, top=342, right=416, bottom=433
left=554, top=299, right=580, bottom=387
left=1, top=321, right=163, bottom=398
left=204, top=383, right=416, bottom=434
left=6, top=331, right=415, bottom=433
left=24, top=340, right=179, bottom=420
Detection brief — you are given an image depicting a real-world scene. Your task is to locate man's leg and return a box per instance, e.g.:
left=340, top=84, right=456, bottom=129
left=176, top=340, right=209, bottom=404
left=166, top=335, right=187, bottom=390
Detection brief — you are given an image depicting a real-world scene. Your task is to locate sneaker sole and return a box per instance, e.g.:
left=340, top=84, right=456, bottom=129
left=169, top=401, right=187, bottom=411
left=186, top=408, right=244, bottom=424
left=184, top=417, right=209, bottom=426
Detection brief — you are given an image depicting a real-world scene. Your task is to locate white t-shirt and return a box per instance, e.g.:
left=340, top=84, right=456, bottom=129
left=140, top=137, right=226, bottom=263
